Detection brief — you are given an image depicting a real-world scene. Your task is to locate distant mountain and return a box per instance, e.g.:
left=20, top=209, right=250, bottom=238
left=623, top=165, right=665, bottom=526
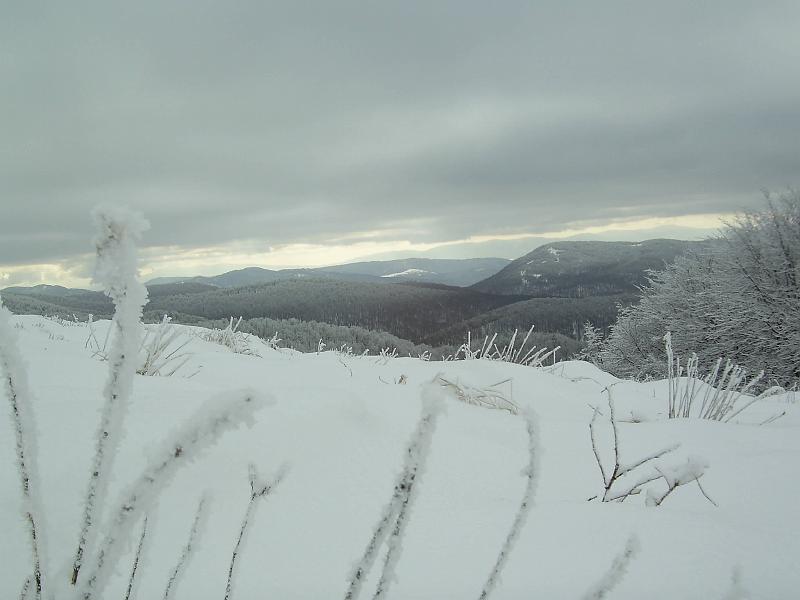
left=145, top=257, right=510, bottom=289
left=317, top=257, right=510, bottom=286
left=471, top=239, right=712, bottom=297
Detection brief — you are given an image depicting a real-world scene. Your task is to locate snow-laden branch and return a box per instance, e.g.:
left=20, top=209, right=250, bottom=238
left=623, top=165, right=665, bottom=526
left=71, top=206, right=150, bottom=586
left=78, top=389, right=271, bottom=599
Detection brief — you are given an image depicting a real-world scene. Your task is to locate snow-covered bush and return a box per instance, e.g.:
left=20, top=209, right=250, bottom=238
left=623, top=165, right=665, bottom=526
left=600, top=192, right=800, bottom=388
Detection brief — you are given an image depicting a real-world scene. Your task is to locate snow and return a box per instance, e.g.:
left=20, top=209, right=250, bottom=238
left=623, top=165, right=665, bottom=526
left=380, top=269, right=433, bottom=278
left=1, top=316, right=799, bottom=599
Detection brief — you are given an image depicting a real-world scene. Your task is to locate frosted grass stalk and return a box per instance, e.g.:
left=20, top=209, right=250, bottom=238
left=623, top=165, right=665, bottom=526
left=477, top=407, right=540, bottom=600
left=581, top=535, right=640, bottom=599
left=0, top=300, right=47, bottom=599
left=344, top=383, right=445, bottom=600
left=71, top=206, right=150, bottom=586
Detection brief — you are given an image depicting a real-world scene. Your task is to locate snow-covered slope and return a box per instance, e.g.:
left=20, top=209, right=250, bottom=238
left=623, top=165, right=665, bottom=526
left=1, top=316, right=797, bottom=599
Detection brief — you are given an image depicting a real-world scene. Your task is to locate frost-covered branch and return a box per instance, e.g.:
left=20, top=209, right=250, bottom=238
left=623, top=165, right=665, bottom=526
left=477, top=407, right=540, bottom=600
left=123, top=516, right=148, bottom=600
left=163, top=496, right=208, bottom=600
left=344, top=382, right=446, bottom=600
left=71, top=206, right=150, bottom=587
left=590, top=387, right=681, bottom=503
left=225, top=465, right=288, bottom=600
left=0, top=300, right=47, bottom=600
left=78, top=389, right=271, bottom=599
left=581, top=535, right=640, bottom=599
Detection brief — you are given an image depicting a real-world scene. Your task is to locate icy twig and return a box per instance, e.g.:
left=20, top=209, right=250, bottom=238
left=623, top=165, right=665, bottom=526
left=590, top=387, right=680, bottom=503
left=78, top=390, right=270, bottom=599
left=162, top=496, right=208, bottom=600
left=123, top=517, right=148, bottom=600
left=225, top=465, right=288, bottom=600
left=477, top=407, right=540, bottom=600
left=581, top=535, right=640, bottom=599
left=344, top=382, right=445, bottom=600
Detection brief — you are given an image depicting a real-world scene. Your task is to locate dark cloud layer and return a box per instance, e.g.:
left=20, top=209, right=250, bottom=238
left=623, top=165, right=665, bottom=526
left=2, top=1, right=799, bottom=265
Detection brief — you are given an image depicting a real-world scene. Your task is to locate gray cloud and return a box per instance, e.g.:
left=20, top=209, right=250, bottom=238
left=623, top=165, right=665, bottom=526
left=2, top=1, right=798, bottom=266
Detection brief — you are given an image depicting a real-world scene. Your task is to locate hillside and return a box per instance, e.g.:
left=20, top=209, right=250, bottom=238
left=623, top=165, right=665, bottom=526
left=146, top=257, right=510, bottom=289
left=423, top=294, right=636, bottom=347
left=144, top=279, right=526, bottom=342
left=319, top=257, right=511, bottom=287
left=1, top=315, right=796, bottom=598
left=471, top=239, right=712, bottom=297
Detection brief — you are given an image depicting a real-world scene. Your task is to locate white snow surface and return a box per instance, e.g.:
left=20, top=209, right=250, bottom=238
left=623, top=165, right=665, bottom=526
left=1, top=315, right=798, bottom=599
left=380, top=268, right=434, bottom=278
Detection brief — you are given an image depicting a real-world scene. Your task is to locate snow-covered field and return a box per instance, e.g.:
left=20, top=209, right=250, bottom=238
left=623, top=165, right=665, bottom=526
left=2, top=315, right=798, bottom=599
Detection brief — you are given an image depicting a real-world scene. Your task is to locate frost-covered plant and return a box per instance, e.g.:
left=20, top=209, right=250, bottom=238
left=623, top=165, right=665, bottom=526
left=375, top=346, right=399, bottom=365
left=453, top=326, right=559, bottom=367
left=0, top=298, right=47, bottom=599
left=162, top=496, right=207, bottom=600
left=71, top=205, right=151, bottom=587
left=589, top=387, right=716, bottom=506
left=85, top=314, right=112, bottom=361
left=138, top=315, right=192, bottom=376
left=432, top=374, right=519, bottom=415
left=664, top=332, right=783, bottom=421
left=478, top=407, right=539, bottom=600
left=1, top=207, right=272, bottom=600
left=601, top=192, right=800, bottom=386
left=343, top=382, right=445, bottom=600
left=577, top=321, right=604, bottom=365
left=225, top=465, right=287, bottom=600
left=581, top=535, right=640, bottom=600
left=589, top=387, right=679, bottom=503
left=77, top=389, right=269, bottom=599
left=197, top=316, right=261, bottom=356
left=645, top=456, right=714, bottom=507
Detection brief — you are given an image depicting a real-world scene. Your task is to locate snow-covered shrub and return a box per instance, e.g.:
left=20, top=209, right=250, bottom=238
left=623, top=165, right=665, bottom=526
left=600, top=192, right=800, bottom=388
left=576, top=321, right=604, bottom=364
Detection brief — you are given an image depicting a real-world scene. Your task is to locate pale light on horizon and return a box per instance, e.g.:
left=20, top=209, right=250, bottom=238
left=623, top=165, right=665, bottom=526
left=0, top=212, right=728, bottom=290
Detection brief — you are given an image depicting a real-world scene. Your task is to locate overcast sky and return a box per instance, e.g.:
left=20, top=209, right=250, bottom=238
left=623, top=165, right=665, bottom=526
left=2, top=1, right=799, bottom=286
